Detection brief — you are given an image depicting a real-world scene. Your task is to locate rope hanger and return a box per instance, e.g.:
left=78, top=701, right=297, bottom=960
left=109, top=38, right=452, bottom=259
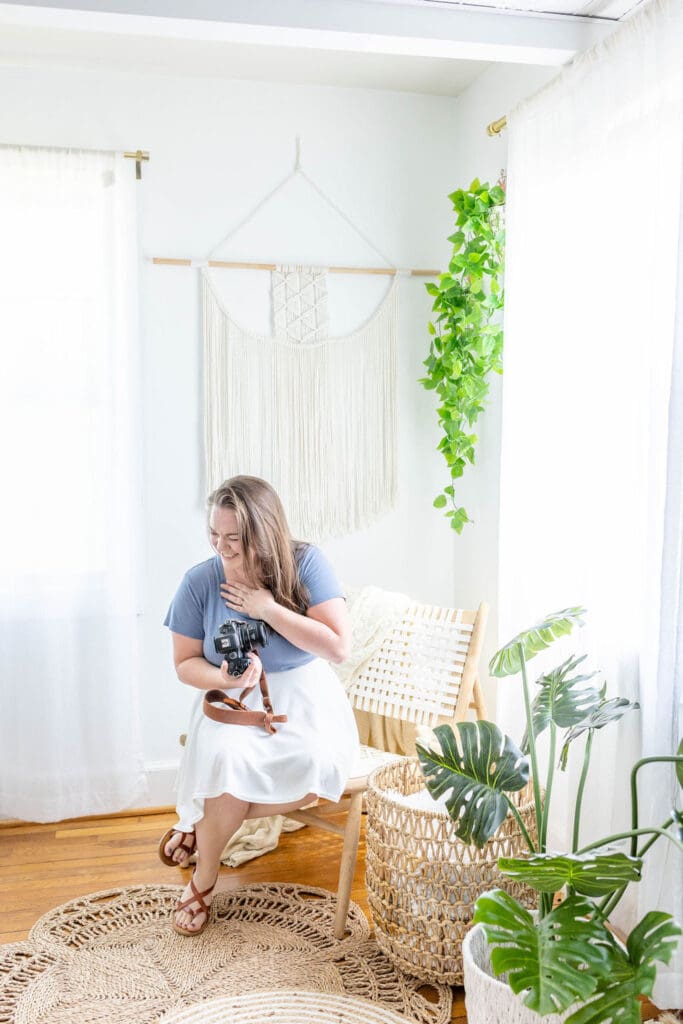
left=152, top=138, right=439, bottom=278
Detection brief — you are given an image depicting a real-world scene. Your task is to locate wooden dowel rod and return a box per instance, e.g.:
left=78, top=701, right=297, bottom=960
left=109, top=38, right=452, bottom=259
left=151, top=257, right=440, bottom=277
left=286, top=810, right=346, bottom=836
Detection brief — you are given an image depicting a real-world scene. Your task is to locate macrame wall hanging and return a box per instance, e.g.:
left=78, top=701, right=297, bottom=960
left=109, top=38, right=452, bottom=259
left=203, top=267, right=398, bottom=541
left=200, top=141, right=401, bottom=541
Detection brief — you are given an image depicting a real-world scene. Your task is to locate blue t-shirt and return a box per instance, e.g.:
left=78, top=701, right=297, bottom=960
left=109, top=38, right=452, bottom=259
left=164, top=544, right=343, bottom=673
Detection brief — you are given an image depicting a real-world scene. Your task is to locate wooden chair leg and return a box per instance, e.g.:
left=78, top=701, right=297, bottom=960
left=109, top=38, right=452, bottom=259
left=472, top=676, right=488, bottom=720
left=333, top=789, right=364, bottom=940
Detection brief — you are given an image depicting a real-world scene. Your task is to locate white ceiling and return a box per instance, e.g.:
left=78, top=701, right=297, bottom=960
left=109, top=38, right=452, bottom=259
left=0, top=22, right=490, bottom=94
left=369, top=0, right=644, bottom=18
left=0, top=0, right=633, bottom=96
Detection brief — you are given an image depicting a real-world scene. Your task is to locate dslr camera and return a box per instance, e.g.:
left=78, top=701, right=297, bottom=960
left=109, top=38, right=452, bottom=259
left=214, top=619, right=269, bottom=677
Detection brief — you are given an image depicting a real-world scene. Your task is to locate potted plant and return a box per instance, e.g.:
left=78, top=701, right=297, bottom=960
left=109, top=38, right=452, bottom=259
left=417, top=607, right=683, bottom=1023
left=419, top=178, right=505, bottom=534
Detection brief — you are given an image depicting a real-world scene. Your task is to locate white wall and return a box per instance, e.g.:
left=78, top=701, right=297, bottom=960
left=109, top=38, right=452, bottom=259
left=445, top=63, right=558, bottom=715
left=1, top=59, right=555, bottom=805
left=0, top=64, right=461, bottom=804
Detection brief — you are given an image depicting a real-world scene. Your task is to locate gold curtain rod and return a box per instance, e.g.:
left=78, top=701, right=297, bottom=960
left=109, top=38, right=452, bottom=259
left=487, top=116, right=507, bottom=137
left=151, top=257, right=439, bottom=277
left=124, top=150, right=149, bottom=179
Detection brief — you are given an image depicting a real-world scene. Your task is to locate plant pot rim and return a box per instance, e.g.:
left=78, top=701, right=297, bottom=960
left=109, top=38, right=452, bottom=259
left=462, top=921, right=508, bottom=991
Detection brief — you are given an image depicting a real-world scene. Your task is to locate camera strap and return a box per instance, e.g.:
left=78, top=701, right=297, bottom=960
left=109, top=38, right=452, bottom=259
left=203, top=654, right=287, bottom=735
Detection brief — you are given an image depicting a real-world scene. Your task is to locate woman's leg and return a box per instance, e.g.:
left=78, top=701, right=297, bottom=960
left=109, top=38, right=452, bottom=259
left=244, top=793, right=318, bottom=819
left=174, top=792, right=249, bottom=931
left=173, top=791, right=319, bottom=931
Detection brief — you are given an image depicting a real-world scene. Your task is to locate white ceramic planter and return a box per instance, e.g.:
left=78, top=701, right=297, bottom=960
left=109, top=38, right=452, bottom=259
left=462, top=924, right=572, bottom=1024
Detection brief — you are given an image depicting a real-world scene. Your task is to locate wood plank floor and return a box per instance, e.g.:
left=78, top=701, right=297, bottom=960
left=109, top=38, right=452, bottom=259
left=0, top=807, right=663, bottom=1022
left=0, top=806, right=466, bottom=1020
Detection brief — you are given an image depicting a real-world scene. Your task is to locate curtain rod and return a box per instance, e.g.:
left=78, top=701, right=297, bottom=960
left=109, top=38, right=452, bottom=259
left=487, top=116, right=507, bottom=137
left=151, top=257, right=439, bottom=277
left=123, top=149, right=149, bottom=179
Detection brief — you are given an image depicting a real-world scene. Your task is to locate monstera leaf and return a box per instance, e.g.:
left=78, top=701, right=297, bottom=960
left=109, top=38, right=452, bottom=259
left=559, top=696, right=640, bottom=769
left=416, top=721, right=528, bottom=848
left=565, top=912, right=682, bottom=1024
left=473, top=890, right=610, bottom=1014
left=497, top=851, right=642, bottom=896
left=489, top=608, right=586, bottom=678
left=522, top=654, right=602, bottom=752
left=673, top=808, right=683, bottom=842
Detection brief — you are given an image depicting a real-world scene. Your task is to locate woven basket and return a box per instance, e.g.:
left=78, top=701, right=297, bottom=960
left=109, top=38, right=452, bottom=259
left=365, top=757, right=539, bottom=985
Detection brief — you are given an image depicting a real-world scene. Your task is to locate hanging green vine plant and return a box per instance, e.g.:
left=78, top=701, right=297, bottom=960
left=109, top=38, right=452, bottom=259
left=420, top=177, right=506, bottom=533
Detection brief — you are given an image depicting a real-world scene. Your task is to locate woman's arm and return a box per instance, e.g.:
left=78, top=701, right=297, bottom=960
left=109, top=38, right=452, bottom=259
left=171, top=633, right=261, bottom=691
left=266, top=598, right=350, bottom=664
left=221, top=583, right=350, bottom=663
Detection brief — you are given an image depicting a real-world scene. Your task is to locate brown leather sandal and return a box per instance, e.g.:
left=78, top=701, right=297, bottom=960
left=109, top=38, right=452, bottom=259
left=172, top=874, right=217, bottom=937
left=158, top=827, right=196, bottom=868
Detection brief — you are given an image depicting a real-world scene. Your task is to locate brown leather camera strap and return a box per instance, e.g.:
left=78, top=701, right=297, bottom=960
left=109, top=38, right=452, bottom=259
left=203, top=656, right=287, bottom=735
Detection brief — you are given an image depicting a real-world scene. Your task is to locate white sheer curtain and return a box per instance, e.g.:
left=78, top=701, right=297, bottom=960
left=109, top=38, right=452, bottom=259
left=499, top=0, right=683, bottom=1006
left=0, top=146, right=147, bottom=822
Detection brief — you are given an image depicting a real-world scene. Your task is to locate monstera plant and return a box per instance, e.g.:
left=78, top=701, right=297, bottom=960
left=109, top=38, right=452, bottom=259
left=417, top=608, right=683, bottom=1023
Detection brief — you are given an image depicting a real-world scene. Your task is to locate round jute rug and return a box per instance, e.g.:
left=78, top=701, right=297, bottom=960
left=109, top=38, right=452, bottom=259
left=159, top=990, right=422, bottom=1023
left=0, top=883, right=452, bottom=1024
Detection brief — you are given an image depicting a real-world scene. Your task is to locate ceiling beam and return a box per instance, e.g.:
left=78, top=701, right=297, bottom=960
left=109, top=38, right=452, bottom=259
left=0, top=0, right=616, bottom=65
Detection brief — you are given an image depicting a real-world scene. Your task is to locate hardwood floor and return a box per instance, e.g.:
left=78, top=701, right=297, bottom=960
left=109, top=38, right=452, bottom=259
left=0, top=805, right=467, bottom=1020
left=0, top=807, right=662, bottom=1022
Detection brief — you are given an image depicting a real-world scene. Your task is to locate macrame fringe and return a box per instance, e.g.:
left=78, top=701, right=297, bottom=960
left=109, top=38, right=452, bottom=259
left=203, top=269, right=397, bottom=541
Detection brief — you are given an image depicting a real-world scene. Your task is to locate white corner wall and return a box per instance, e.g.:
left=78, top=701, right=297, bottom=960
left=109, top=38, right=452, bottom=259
left=445, top=63, right=558, bottom=716
left=1, top=59, right=555, bottom=806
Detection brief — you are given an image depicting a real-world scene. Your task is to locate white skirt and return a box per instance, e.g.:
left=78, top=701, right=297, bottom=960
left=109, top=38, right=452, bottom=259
left=175, top=658, right=360, bottom=830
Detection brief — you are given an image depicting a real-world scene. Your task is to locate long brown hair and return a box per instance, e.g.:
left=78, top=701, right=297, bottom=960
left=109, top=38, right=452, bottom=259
left=207, top=476, right=309, bottom=613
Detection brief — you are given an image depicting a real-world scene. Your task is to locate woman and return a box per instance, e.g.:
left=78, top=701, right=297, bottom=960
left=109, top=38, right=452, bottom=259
left=161, top=475, right=359, bottom=935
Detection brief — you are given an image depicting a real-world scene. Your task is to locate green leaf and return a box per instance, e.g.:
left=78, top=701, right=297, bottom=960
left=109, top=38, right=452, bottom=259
left=447, top=230, right=465, bottom=251
left=565, top=913, right=682, bottom=1024
left=627, top=912, right=681, bottom=991
left=522, top=654, right=602, bottom=751
left=673, top=808, right=683, bottom=841
left=677, top=738, right=683, bottom=789
left=559, top=696, right=640, bottom=770
left=433, top=494, right=447, bottom=509
left=489, top=608, right=587, bottom=678
left=423, top=179, right=505, bottom=539
left=475, top=892, right=610, bottom=1014
left=498, top=851, right=642, bottom=896
left=451, top=507, right=471, bottom=532
left=416, top=721, right=528, bottom=847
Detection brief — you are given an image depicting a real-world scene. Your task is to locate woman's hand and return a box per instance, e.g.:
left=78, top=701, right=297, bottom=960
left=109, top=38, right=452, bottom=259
left=219, top=651, right=262, bottom=691
left=221, top=581, right=276, bottom=621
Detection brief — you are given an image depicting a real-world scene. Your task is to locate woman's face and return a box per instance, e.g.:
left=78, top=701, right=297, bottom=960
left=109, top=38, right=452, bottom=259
left=209, top=506, right=244, bottom=575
